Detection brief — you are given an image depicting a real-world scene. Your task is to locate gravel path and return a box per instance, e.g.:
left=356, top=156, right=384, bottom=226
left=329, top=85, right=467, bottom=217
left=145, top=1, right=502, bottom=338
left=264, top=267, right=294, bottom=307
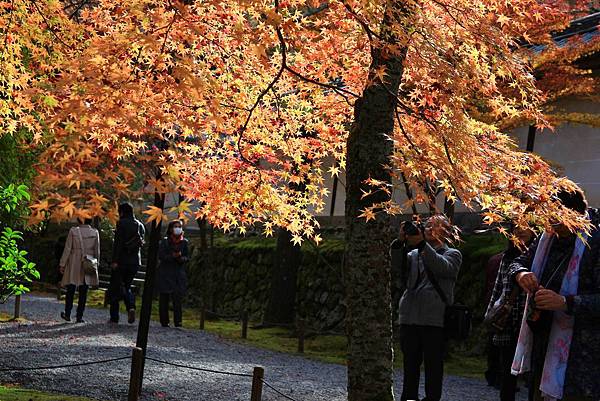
left=0, top=295, right=524, bottom=401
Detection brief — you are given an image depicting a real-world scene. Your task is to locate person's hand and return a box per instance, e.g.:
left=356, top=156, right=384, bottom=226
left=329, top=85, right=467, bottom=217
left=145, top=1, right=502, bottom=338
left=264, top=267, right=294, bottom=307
left=173, top=251, right=182, bottom=258
left=59, top=265, right=65, bottom=274
left=111, top=262, right=118, bottom=270
left=399, top=223, right=424, bottom=247
left=516, top=271, right=539, bottom=294
left=534, top=287, right=567, bottom=311
left=405, top=232, right=425, bottom=247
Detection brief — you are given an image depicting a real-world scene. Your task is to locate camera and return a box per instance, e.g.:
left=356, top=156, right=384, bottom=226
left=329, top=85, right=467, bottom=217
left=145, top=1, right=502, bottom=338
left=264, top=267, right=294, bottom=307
left=401, top=220, right=423, bottom=236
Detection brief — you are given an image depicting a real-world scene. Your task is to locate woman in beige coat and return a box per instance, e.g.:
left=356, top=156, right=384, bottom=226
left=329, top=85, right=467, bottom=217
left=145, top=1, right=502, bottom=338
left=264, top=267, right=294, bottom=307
left=59, top=218, right=100, bottom=323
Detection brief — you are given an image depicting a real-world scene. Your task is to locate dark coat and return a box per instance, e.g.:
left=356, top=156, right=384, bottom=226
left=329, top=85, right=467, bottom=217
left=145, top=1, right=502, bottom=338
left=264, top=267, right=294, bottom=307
left=156, top=237, right=189, bottom=296
left=508, top=208, right=600, bottom=399
left=112, top=216, right=146, bottom=267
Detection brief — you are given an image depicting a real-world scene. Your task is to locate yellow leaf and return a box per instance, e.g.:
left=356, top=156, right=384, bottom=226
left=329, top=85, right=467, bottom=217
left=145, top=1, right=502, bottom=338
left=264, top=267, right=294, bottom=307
left=143, top=206, right=166, bottom=225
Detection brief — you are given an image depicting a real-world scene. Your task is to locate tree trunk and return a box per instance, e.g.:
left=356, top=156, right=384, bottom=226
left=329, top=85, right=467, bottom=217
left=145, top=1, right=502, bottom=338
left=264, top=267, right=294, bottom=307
left=443, top=196, right=455, bottom=221
left=526, top=125, right=537, bottom=152
left=400, top=171, right=418, bottom=215
left=135, top=188, right=165, bottom=391
left=344, top=5, right=409, bottom=400
left=330, top=162, right=340, bottom=217
left=263, top=228, right=301, bottom=325
left=196, top=216, right=208, bottom=251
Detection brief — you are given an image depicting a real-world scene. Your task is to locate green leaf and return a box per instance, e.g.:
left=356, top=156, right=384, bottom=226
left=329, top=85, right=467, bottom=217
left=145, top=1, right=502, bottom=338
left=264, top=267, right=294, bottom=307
left=43, top=95, right=59, bottom=108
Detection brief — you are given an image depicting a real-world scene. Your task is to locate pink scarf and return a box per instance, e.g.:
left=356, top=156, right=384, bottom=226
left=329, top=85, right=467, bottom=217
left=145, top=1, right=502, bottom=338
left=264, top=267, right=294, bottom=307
left=511, top=231, right=587, bottom=400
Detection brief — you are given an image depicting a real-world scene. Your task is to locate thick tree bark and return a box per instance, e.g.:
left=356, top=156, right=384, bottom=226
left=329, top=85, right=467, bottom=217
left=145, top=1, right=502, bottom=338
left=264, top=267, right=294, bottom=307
left=344, top=5, right=409, bottom=400
left=263, top=228, right=301, bottom=325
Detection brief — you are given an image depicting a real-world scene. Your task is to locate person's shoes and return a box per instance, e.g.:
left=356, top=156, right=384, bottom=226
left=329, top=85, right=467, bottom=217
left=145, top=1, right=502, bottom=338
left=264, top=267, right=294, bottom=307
left=60, top=312, right=71, bottom=322
left=75, top=318, right=85, bottom=324
left=161, top=323, right=170, bottom=328
left=174, top=323, right=182, bottom=328
left=128, top=309, right=136, bottom=324
left=108, top=319, right=119, bottom=325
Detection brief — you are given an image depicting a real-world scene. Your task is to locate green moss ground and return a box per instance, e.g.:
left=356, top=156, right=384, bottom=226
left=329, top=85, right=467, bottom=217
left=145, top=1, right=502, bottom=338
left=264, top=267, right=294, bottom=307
left=0, top=385, right=98, bottom=401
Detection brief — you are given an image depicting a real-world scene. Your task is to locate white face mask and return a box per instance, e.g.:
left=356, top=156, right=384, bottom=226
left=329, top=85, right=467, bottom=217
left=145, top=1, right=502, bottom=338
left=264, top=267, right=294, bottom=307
left=173, top=227, right=183, bottom=236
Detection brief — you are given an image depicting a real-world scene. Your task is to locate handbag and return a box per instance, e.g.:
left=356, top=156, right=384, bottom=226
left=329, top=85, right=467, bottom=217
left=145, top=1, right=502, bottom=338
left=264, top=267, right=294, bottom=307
left=424, top=264, right=472, bottom=341
left=484, top=286, right=519, bottom=332
left=76, top=227, right=99, bottom=275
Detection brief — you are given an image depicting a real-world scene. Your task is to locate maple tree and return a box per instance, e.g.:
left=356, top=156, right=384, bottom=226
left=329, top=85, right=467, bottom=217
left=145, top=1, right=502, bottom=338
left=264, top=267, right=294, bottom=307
left=2, top=0, right=599, bottom=399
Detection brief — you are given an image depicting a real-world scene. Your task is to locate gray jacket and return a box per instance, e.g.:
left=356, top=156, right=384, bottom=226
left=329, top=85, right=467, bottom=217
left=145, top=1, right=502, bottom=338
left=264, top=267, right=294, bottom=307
left=398, top=243, right=462, bottom=327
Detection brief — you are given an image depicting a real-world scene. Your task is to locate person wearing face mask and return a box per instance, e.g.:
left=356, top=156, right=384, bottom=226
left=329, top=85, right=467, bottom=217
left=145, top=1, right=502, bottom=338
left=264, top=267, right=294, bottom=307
left=397, top=214, right=462, bottom=401
left=509, top=189, right=600, bottom=401
left=156, top=219, right=189, bottom=328
left=108, top=202, right=146, bottom=324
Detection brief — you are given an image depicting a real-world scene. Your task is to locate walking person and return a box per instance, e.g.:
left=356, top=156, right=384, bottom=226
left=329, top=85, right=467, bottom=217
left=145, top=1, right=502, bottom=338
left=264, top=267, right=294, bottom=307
left=109, top=202, right=145, bottom=324
left=59, top=218, right=100, bottom=323
left=485, top=226, right=534, bottom=401
left=157, top=220, right=189, bottom=328
left=510, top=189, right=600, bottom=401
left=397, top=214, right=462, bottom=401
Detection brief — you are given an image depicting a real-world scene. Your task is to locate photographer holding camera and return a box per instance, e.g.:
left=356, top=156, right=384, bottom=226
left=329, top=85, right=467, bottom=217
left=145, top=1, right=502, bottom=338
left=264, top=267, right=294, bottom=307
left=395, top=214, right=462, bottom=401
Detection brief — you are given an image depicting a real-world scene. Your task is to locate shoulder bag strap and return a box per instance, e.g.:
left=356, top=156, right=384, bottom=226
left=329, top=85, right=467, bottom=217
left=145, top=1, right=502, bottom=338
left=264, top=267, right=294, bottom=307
left=422, top=258, right=450, bottom=306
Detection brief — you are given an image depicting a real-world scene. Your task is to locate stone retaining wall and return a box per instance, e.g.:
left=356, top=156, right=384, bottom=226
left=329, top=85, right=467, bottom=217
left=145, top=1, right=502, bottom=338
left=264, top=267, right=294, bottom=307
left=187, top=237, right=347, bottom=331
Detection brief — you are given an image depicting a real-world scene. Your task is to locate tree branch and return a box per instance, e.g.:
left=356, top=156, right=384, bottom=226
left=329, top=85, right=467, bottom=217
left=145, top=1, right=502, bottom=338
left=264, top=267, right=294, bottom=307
left=29, top=0, right=74, bottom=50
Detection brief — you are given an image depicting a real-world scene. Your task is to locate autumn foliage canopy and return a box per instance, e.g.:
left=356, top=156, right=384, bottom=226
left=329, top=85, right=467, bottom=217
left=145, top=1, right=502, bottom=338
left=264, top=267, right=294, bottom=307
left=1, top=0, right=599, bottom=240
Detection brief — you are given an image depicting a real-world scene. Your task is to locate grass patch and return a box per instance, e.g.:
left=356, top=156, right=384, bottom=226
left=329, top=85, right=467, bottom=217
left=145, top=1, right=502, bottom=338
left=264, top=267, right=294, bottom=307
left=182, top=317, right=485, bottom=378
left=0, top=311, right=27, bottom=324
left=0, top=385, right=98, bottom=401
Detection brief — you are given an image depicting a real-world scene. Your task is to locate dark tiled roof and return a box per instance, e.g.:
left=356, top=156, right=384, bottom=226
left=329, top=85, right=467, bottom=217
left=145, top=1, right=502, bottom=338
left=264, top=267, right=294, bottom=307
left=530, top=12, right=600, bottom=53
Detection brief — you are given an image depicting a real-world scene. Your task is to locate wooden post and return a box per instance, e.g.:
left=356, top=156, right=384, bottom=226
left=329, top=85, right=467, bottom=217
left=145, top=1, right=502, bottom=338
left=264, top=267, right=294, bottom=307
left=13, top=295, right=21, bottom=319
left=128, top=347, right=143, bottom=401
left=241, top=310, right=249, bottom=339
left=250, top=366, right=264, bottom=401
left=199, top=307, right=206, bottom=330
left=297, top=318, right=305, bottom=354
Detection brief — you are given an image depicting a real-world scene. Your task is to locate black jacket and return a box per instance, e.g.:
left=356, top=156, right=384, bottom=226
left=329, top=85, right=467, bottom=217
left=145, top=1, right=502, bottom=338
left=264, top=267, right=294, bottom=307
left=111, top=217, right=146, bottom=267
left=156, top=237, right=189, bottom=295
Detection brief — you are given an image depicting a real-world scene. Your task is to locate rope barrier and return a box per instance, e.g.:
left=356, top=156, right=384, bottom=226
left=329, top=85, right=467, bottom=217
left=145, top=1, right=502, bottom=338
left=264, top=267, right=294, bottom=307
left=0, top=353, right=308, bottom=401
left=261, top=378, right=302, bottom=401
left=145, top=356, right=253, bottom=378
left=0, top=356, right=130, bottom=372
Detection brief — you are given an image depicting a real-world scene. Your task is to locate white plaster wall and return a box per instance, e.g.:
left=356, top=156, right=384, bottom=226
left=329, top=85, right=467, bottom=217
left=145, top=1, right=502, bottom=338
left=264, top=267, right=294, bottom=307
left=511, top=123, right=600, bottom=207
